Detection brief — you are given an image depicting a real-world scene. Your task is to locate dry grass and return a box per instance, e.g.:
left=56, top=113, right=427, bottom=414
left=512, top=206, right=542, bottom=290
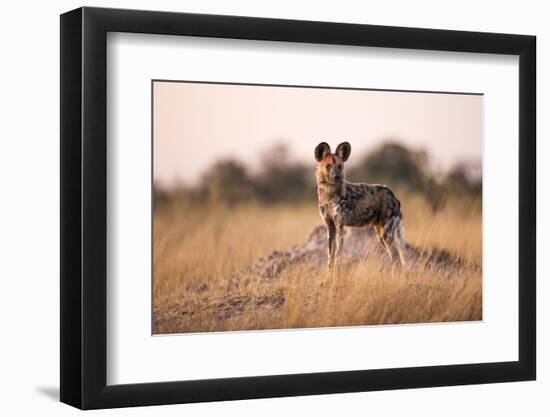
left=153, top=195, right=482, bottom=334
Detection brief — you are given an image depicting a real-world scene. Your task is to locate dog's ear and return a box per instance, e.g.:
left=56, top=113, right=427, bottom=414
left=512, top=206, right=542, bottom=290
left=335, top=142, right=351, bottom=162
left=314, top=142, right=331, bottom=162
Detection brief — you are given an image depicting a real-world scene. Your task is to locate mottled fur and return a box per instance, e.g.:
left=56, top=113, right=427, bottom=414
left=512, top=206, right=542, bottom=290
left=314, top=141, right=406, bottom=269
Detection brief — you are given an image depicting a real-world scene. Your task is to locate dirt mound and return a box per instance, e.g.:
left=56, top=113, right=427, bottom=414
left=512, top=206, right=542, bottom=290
left=230, top=225, right=467, bottom=283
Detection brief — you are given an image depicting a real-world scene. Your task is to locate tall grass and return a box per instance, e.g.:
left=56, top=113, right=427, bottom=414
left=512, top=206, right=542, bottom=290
left=153, top=195, right=482, bottom=334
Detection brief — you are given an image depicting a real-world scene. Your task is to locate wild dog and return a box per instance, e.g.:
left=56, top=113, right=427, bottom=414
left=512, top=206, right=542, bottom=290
left=314, top=141, right=407, bottom=269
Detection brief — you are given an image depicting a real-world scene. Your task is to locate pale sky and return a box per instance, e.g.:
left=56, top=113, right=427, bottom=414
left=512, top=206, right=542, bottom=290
left=153, top=81, right=482, bottom=187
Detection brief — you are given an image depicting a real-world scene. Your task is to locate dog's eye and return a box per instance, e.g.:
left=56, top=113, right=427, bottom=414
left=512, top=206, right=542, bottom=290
left=325, top=164, right=332, bottom=171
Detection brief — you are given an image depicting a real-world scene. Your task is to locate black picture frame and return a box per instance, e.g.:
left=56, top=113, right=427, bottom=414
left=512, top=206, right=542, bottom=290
left=60, top=6, right=536, bottom=410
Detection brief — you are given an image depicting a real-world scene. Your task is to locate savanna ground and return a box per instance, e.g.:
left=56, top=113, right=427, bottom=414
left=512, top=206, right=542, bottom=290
left=153, top=194, right=482, bottom=334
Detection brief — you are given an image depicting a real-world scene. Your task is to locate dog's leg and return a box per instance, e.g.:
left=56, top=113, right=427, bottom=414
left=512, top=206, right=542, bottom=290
left=325, top=219, right=336, bottom=270
left=381, top=216, right=406, bottom=266
left=393, top=217, right=407, bottom=266
left=334, top=223, right=345, bottom=269
left=375, top=225, right=394, bottom=262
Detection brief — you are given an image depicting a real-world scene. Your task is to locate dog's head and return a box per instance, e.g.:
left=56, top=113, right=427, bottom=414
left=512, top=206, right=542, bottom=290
left=314, top=142, right=351, bottom=185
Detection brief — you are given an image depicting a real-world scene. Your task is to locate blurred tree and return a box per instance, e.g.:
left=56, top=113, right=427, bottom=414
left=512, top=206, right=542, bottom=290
left=445, top=160, right=482, bottom=197
left=201, top=159, right=254, bottom=205
left=158, top=141, right=482, bottom=210
left=424, top=176, right=449, bottom=214
left=153, top=182, right=170, bottom=205
left=254, top=143, right=315, bottom=203
left=348, top=142, right=429, bottom=193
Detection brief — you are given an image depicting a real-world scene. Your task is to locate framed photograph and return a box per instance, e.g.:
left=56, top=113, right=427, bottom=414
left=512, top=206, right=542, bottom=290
left=60, top=6, right=536, bottom=409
